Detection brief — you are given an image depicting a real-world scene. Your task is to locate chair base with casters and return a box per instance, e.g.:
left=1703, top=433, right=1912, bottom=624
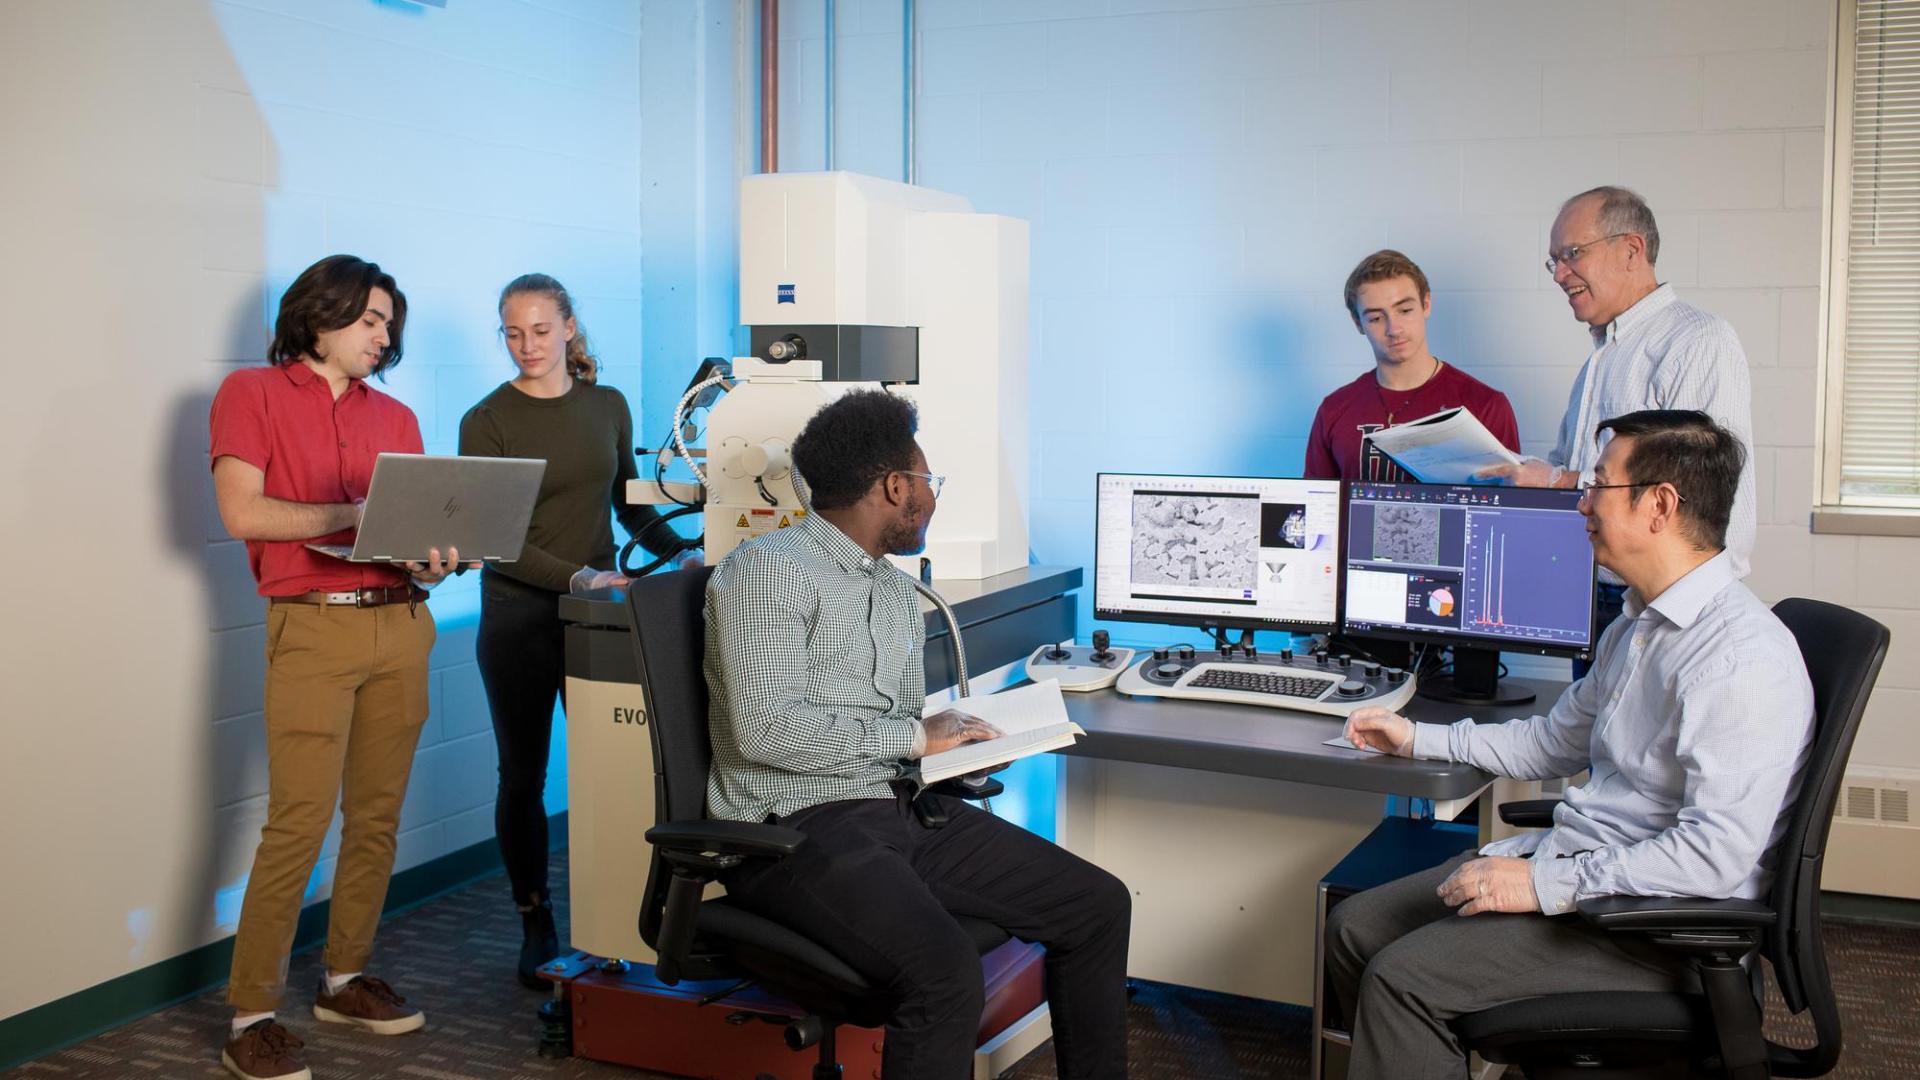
left=1438, top=598, right=1891, bottom=1080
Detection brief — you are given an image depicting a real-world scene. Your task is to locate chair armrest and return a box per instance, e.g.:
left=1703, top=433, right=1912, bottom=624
left=1576, top=895, right=1777, bottom=931
left=646, top=819, right=808, bottom=859
left=646, top=820, right=806, bottom=986
left=926, top=775, right=1005, bottom=801
left=1496, top=799, right=1561, bottom=828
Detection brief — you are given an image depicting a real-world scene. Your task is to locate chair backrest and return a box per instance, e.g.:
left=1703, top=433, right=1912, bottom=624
left=1763, top=597, right=1889, bottom=1075
left=626, top=565, right=718, bottom=947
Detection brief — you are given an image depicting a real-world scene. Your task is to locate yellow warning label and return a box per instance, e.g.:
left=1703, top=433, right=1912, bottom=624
left=735, top=515, right=749, bottom=528
left=777, top=515, right=791, bottom=528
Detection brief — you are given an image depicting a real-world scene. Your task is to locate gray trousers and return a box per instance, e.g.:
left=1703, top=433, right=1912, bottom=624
left=1324, top=852, right=1696, bottom=1080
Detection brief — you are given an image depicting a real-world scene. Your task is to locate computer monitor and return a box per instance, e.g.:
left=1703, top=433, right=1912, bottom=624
left=1341, top=482, right=1596, bottom=704
left=1094, top=473, right=1343, bottom=640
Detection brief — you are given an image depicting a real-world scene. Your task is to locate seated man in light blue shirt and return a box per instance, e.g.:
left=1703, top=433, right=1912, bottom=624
left=1328, top=409, right=1814, bottom=1080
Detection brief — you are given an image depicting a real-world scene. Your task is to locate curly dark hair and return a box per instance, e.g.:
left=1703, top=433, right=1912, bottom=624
left=270, top=254, right=406, bottom=377
left=792, top=389, right=920, bottom=511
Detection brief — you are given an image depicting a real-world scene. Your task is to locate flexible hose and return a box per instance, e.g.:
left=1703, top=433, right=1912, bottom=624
left=670, top=373, right=731, bottom=487
left=910, top=577, right=969, bottom=699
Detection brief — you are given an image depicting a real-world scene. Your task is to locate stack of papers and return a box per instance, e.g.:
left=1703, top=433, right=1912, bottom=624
left=1364, top=407, right=1521, bottom=484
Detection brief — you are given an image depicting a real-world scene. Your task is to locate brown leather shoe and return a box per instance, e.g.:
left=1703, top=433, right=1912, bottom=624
left=311, top=975, right=426, bottom=1035
left=221, top=1019, right=311, bottom=1080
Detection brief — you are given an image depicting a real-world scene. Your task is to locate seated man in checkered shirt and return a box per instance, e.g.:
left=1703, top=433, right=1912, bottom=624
left=702, top=389, right=1131, bottom=1080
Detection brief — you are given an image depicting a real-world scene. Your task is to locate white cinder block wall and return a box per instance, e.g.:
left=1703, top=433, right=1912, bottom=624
left=0, top=0, right=657, bottom=1023
left=6, top=0, right=1916, bottom=1036
left=778, top=0, right=1915, bottom=771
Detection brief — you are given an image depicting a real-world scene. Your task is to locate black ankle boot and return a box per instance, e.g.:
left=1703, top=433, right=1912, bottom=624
left=518, top=901, right=559, bottom=990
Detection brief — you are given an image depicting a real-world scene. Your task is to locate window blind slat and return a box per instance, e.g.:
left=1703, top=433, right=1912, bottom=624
left=1839, top=0, right=1920, bottom=504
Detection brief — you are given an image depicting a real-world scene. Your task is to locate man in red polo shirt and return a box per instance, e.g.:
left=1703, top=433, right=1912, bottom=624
left=210, top=255, right=466, bottom=1080
left=1305, top=250, right=1521, bottom=482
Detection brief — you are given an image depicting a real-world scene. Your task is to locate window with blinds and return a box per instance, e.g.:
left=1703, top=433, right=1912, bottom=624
left=1828, top=0, right=1920, bottom=507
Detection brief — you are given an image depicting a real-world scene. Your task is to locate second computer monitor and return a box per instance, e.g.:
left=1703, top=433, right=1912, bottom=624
left=1342, top=482, right=1596, bottom=658
left=1094, top=473, right=1342, bottom=635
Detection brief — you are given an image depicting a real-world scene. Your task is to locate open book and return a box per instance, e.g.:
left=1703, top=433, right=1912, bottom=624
left=1364, top=406, right=1521, bottom=484
left=919, top=679, right=1086, bottom=784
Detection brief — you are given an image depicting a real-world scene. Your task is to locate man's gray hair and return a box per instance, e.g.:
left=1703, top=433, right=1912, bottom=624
left=1565, top=185, right=1660, bottom=266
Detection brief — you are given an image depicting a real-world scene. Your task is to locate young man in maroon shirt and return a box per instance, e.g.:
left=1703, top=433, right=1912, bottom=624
left=1304, top=250, right=1522, bottom=482
left=209, top=255, right=469, bottom=1080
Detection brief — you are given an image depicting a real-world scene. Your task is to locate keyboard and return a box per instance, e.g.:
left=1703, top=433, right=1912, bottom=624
left=1187, top=669, right=1338, bottom=699
left=1113, top=654, right=1417, bottom=718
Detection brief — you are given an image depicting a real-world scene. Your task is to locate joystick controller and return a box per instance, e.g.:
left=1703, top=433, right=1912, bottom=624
left=1024, top=632, right=1136, bottom=692
left=1090, top=630, right=1115, bottom=664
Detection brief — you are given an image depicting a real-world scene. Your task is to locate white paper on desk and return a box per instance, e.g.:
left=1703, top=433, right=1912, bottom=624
left=920, top=679, right=1085, bottom=783
left=1323, top=734, right=1386, bottom=755
left=1363, top=406, right=1521, bottom=485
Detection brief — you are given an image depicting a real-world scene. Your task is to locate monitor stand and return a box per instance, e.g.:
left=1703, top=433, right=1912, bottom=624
left=1416, top=646, right=1535, bottom=707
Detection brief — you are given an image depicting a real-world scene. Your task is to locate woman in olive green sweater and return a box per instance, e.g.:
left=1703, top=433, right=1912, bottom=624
left=458, top=274, right=688, bottom=988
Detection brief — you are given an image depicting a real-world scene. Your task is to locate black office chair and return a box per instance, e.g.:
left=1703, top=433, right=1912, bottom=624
left=624, top=566, right=1016, bottom=1079
left=1449, top=597, right=1890, bottom=1079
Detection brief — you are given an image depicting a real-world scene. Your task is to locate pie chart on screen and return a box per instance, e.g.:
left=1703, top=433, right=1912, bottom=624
left=1428, top=587, right=1455, bottom=618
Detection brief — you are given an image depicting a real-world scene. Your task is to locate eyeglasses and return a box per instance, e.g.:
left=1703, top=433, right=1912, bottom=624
left=896, top=470, right=946, bottom=498
left=1577, top=479, right=1687, bottom=504
left=1544, top=233, right=1631, bottom=275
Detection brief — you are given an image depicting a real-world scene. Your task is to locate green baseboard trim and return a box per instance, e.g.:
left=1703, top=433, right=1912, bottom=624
left=1821, top=888, right=1920, bottom=928
left=0, top=811, right=567, bottom=1072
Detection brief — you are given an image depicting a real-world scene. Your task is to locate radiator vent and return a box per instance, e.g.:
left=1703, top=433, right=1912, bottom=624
left=1837, top=773, right=1920, bottom=829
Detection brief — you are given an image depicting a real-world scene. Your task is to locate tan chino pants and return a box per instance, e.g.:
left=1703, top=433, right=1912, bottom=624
left=226, top=599, right=435, bottom=1011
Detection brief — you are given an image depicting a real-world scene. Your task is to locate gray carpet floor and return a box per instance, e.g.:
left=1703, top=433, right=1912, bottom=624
left=9, top=850, right=1920, bottom=1078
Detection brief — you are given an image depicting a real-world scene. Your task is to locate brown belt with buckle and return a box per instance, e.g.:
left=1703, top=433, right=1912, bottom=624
left=271, top=585, right=429, bottom=608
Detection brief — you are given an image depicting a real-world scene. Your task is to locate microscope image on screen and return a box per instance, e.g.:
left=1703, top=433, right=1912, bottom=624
left=1129, top=493, right=1259, bottom=589
left=1371, top=503, right=1441, bottom=565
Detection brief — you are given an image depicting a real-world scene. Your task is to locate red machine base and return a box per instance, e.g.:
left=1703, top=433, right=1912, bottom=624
left=547, top=939, right=1048, bottom=1079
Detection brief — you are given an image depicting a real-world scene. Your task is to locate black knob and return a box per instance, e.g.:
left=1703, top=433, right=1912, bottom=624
left=1336, top=679, right=1368, bottom=698
left=1044, top=643, right=1071, bottom=662
left=1155, top=663, right=1186, bottom=679
left=1092, top=629, right=1110, bottom=651
left=1385, top=667, right=1408, bottom=685
left=1316, top=651, right=1330, bottom=666
left=1361, top=661, right=1381, bottom=678
left=1153, top=647, right=1170, bottom=663
left=1280, top=648, right=1294, bottom=662
left=1335, top=653, right=1352, bottom=669
left=1177, top=645, right=1195, bottom=661
left=1244, top=644, right=1259, bottom=660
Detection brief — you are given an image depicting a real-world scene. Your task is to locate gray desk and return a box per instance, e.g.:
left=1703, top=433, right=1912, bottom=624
left=1045, top=675, right=1570, bottom=1005
left=1057, top=678, right=1564, bottom=801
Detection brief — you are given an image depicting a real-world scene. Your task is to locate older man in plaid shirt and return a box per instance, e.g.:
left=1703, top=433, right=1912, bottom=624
left=702, top=389, right=1130, bottom=1080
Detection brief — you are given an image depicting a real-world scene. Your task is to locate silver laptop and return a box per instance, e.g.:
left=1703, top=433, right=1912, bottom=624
left=307, top=453, right=546, bottom=564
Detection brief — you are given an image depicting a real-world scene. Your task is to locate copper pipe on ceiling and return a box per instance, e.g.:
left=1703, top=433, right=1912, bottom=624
left=760, top=0, right=778, bottom=173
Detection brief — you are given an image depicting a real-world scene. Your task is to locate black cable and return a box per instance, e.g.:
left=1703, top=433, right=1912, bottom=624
left=617, top=504, right=704, bottom=578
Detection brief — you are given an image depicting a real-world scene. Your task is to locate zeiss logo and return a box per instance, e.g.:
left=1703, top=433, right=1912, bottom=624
left=776, top=283, right=796, bottom=304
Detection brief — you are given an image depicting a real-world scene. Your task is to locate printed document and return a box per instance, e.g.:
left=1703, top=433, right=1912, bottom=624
left=1364, top=407, right=1521, bottom=484
left=920, top=679, right=1085, bottom=783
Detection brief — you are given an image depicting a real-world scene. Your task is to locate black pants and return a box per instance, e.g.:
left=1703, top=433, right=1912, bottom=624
left=724, top=793, right=1132, bottom=1080
left=475, top=571, right=566, bottom=907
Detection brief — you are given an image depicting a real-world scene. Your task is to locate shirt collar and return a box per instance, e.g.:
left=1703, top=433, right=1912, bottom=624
left=1591, top=282, right=1675, bottom=346
left=1622, top=549, right=1734, bottom=630
left=278, top=360, right=365, bottom=397
left=800, top=512, right=882, bottom=575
